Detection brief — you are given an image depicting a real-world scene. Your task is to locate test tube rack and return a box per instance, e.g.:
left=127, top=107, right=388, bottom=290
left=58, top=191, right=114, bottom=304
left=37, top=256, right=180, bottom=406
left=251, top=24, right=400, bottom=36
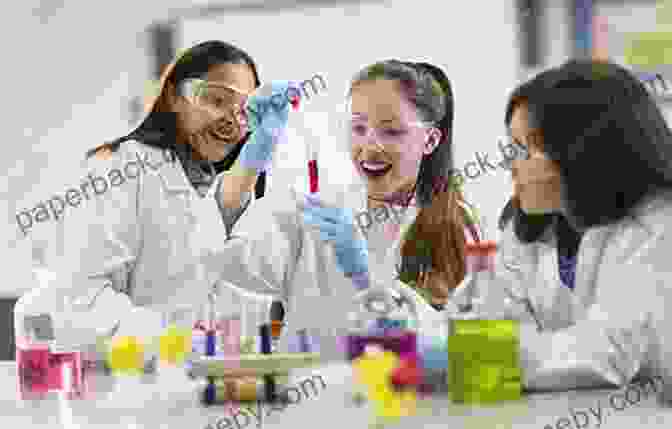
left=189, top=353, right=321, bottom=378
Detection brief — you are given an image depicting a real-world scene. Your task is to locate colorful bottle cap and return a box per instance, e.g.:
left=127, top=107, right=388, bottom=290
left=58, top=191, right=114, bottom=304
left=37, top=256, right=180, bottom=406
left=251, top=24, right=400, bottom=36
left=390, top=357, right=423, bottom=387
left=107, top=336, right=145, bottom=374
left=159, top=325, right=191, bottom=364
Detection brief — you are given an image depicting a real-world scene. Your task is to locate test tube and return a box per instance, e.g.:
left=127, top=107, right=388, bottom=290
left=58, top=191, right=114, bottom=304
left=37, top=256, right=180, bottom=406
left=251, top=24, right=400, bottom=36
left=290, top=91, right=301, bottom=110
left=269, top=300, right=285, bottom=353
left=307, top=141, right=319, bottom=194
left=259, top=324, right=277, bottom=402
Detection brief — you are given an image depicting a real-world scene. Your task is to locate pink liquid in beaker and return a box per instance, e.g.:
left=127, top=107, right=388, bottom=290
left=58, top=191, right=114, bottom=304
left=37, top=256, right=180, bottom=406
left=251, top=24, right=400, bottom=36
left=17, top=347, right=85, bottom=400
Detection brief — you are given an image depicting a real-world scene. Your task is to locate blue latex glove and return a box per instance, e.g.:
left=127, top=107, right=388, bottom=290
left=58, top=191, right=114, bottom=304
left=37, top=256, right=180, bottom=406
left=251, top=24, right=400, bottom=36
left=238, top=81, right=296, bottom=172
left=298, top=192, right=370, bottom=281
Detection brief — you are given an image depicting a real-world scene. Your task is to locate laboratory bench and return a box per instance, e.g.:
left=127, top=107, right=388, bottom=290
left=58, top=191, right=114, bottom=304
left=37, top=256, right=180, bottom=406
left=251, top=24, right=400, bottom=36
left=1, top=361, right=671, bottom=428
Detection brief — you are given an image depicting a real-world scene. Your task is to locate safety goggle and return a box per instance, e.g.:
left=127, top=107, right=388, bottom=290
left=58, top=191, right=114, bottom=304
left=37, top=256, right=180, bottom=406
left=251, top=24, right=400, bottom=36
left=178, top=78, right=249, bottom=122
left=348, top=119, right=435, bottom=148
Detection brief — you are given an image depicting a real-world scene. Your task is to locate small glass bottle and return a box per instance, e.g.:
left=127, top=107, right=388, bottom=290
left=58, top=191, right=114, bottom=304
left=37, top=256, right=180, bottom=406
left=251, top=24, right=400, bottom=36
left=346, top=287, right=418, bottom=361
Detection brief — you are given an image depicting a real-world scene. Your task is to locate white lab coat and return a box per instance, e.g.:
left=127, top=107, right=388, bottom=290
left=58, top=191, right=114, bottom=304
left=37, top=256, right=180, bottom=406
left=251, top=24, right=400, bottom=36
left=215, top=180, right=467, bottom=359
left=491, top=190, right=672, bottom=393
left=14, top=140, right=269, bottom=351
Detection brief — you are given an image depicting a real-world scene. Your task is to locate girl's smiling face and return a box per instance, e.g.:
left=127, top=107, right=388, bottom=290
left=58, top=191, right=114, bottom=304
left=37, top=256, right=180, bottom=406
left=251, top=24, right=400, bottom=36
left=169, top=62, right=257, bottom=161
left=349, top=79, right=441, bottom=203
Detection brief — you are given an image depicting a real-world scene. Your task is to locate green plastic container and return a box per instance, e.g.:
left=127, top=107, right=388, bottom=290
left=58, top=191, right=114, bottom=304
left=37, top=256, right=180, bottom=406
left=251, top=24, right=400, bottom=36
left=448, top=319, right=523, bottom=404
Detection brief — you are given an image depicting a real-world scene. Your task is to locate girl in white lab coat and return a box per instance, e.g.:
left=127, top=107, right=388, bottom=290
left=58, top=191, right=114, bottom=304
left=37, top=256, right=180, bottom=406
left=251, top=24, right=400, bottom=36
left=14, top=41, right=292, bottom=357
left=219, top=60, right=481, bottom=355
left=494, top=59, right=672, bottom=397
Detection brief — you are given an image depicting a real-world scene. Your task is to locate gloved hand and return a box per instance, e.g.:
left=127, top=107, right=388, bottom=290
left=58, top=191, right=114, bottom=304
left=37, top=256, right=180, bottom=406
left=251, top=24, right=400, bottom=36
left=297, top=191, right=369, bottom=280
left=238, top=80, right=297, bottom=172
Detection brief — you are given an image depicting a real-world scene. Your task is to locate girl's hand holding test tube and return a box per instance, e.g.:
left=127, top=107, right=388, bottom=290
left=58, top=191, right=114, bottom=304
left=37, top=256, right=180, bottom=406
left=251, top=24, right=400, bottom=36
left=237, top=80, right=299, bottom=173
left=295, top=189, right=370, bottom=289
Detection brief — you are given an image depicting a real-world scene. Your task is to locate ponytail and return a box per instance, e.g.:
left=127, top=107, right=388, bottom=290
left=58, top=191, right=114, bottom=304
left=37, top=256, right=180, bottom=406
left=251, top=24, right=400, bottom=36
left=398, top=62, right=468, bottom=302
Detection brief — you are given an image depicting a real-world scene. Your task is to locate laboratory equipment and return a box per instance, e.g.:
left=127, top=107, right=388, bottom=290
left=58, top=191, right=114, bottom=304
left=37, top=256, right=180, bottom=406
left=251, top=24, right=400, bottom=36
left=306, top=138, right=319, bottom=194
left=269, top=300, right=285, bottom=352
left=259, top=323, right=277, bottom=402
left=199, top=376, right=290, bottom=403
left=390, top=356, right=423, bottom=388
left=17, top=343, right=85, bottom=400
left=159, top=308, right=195, bottom=365
left=293, top=328, right=318, bottom=353
left=107, top=336, right=145, bottom=375
left=345, top=285, right=422, bottom=420
left=452, top=240, right=499, bottom=314
left=194, top=317, right=321, bottom=406
left=443, top=240, right=523, bottom=403
left=190, top=352, right=321, bottom=378
left=16, top=248, right=87, bottom=399
left=17, top=310, right=86, bottom=400
left=346, top=288, right=418, bottom=361
left=447, top=319, right=522, bottom=404
left=352, top=348, right=417, bottom=422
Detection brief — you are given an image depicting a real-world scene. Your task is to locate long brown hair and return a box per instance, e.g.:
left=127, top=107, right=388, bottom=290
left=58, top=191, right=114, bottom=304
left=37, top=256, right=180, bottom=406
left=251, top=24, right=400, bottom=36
left=349, top=60, right=469, bottom=303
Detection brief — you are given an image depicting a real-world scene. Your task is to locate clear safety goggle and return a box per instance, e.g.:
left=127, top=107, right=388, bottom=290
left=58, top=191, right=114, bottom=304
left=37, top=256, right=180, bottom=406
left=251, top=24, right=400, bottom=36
left=348, top=119, right=435, bottom=148
left=178, top=78, right=249, bottom=123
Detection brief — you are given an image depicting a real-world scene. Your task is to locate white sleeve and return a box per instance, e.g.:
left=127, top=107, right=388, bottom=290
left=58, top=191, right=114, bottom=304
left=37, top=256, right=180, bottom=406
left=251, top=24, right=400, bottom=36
left=15, top=143, right=156, bottom=349
left=205, top=186, right=302, bottom=302
left=518, top=232, right=669, bottom=391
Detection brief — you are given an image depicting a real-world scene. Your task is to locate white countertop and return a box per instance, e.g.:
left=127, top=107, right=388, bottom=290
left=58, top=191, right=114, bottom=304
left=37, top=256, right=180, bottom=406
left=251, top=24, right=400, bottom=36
left=1, top=361, right=671, bottom=428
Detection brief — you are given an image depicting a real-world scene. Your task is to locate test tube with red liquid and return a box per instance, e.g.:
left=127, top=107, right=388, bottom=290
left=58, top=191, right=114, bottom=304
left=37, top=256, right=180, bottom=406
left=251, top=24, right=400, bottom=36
left=290, top=90, right=320, bottom=194
left=308, top=153, right=319, bottom=194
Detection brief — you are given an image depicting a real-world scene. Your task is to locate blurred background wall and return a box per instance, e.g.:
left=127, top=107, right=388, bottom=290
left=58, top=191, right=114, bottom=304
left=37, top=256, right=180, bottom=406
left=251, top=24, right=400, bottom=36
left=2, top=0, right=671, bottom=300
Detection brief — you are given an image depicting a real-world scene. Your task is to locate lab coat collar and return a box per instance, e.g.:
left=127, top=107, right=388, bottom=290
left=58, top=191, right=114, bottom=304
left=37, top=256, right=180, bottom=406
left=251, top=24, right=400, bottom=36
left=628, top=188, right=672, bottom=235
left=152, top=148, right=220, bottom=200
left=154, top=149, right=193, bottom=194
